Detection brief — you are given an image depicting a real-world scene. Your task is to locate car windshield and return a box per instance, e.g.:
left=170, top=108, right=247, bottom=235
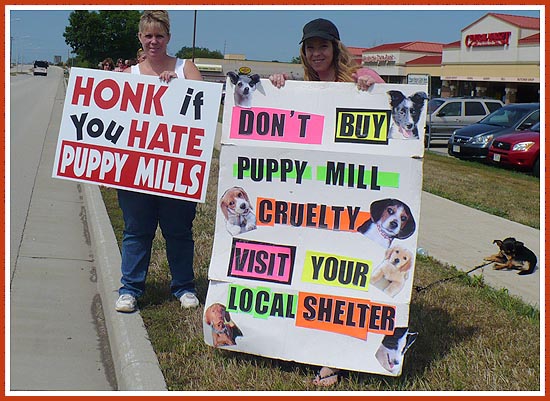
left=478, top=107, right=534, bottom=128
left=530, top=122, right=540, bottom=132
left=34, top=61, right=48, bottom=68
left=427, top=99, right=445, bottom=114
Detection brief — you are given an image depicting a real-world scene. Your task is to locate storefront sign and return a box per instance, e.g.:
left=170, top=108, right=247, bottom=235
left=442, top=75, right=539, bottom=83
left=465, top=31, right=512, bottom=47
left=363, top=54, right=396, bottom=63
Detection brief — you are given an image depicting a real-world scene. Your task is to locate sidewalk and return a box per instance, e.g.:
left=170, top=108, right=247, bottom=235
left=417, top=192, right=541, bottom=307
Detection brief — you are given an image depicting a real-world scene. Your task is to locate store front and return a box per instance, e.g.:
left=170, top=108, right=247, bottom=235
left=440, top=13, right=540, bottom=103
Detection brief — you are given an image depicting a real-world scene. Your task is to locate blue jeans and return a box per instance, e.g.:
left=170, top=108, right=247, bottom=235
left=117, top=190, right=197, bottom=299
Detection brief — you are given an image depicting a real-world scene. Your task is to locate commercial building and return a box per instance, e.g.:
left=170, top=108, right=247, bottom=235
left=194, top=12, right=540, bottom=103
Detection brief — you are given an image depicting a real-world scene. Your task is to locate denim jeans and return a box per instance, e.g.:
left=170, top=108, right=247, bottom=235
left=117, top=190, right=197, bottom=299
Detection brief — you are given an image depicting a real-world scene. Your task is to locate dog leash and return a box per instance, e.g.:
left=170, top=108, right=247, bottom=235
left=414, top=261, right=493, bottom=293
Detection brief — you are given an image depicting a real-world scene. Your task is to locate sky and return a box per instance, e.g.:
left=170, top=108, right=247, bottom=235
left=7, top=6, right=542, bottom=64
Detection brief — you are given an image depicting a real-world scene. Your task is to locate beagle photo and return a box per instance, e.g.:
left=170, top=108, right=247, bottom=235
left=370, top=245, right=414, bottom=297
left=357, top=198, right=416, bottom=248
left=220, top=186, right=257, bottom=236
left=204, top=303, right=243, bottom=347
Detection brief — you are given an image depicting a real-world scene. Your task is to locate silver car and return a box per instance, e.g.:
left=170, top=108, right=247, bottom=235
left=425, top=97, right=504, bottom=146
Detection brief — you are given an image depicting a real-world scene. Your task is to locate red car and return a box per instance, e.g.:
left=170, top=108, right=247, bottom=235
left=488, top=122, right=540, bottom=177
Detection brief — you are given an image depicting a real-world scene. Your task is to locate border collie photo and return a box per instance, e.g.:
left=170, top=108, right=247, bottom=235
left=227, top=71, right=261, bottom=108
left=387, top=90, right=428, bottom=140
left=375, top=327, right=418, bottom=374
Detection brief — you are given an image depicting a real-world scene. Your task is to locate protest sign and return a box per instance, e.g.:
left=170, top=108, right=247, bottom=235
left=204, top=76, right=427, bottom=376
left=52, top=67, right=222, bottom=202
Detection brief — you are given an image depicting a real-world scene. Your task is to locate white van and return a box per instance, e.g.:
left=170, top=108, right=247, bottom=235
left=33, top=60, right=48, bottom=76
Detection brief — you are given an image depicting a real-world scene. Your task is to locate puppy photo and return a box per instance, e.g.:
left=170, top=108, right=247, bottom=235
left=375, top=327, right=417, bottom=374
left=484, top=237, right=537, bottom=275
left=227, top=71, right=261, bottom=108
left=357, top=198, right=416, bottom=248
left=220, top=186, right=257, bottom=236
left=370, top=245, right=414, bottom=297
left=204, top=303, right=243, bottom=347
left=387, top=90, right=428, bottom=139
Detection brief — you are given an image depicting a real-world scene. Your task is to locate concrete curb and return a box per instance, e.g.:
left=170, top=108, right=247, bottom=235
left=83, top=183, right=168, bottom=391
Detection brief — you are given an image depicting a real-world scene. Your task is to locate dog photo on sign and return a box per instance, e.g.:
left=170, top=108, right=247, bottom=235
left=219, top=186, right=257, bottom=236
left=227, top=71, right=262, bottom=108
left=387, top=90, right=428, bottom=140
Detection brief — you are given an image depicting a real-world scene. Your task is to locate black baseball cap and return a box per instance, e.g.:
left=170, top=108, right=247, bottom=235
left=300, top=18, right=340, bottom=43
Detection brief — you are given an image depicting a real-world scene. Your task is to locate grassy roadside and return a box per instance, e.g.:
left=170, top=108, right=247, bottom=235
left=99, top=147, right=540, bottom=391
left=423, top=150, right=540, bottom=229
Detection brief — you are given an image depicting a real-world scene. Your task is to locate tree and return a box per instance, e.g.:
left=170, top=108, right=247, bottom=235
left=291, top=56, right=301, bottom=64
left=175, top=46, right=223, bottom=60
left=64, top=10, right=142, bottom=67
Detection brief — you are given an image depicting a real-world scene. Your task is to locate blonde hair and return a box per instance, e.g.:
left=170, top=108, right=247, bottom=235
left=300, top=40, right=359, bottom=82
left=139, top=10, right=170, bottom=35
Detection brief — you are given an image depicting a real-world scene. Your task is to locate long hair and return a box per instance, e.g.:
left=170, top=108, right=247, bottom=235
left=300, top=40, right=359, bottom=82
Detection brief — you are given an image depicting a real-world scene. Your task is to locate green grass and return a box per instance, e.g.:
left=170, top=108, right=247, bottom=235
left=99, top=146, right=540, bottom=391
left=423, top=151, right=540, bottom=228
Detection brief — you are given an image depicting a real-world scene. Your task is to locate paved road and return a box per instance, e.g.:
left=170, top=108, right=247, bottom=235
left=9, top=66, right=117, bottom=391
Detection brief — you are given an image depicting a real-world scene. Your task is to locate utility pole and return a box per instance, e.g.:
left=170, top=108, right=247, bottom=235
left=192, top=10, right=197, bottom=62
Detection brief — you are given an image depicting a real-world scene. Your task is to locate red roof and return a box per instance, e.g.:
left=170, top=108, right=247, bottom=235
left=462, top=13, right=540, bottom=32
left=406, top=55, right=442, bottom=66
left=443, top=40, right=461, bottom=49
left=347, top=47, right=369, bottom=56
left=519, top=32, right=540, bottom=45
left=366, top=41, right=443, bottom=53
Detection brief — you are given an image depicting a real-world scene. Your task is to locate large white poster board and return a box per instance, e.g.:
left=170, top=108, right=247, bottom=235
left=52, top=67, right=222, bottom=202
left=204, top=76, right=427, bottom=376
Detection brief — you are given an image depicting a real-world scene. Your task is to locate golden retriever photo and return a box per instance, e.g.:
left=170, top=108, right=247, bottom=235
left=370, top=245, right=414, bottom=297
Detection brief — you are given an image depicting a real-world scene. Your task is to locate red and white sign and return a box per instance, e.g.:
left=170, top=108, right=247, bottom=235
left=52, top=67, right=222, bottom=202
left=465, top=31, right=512, bottom=47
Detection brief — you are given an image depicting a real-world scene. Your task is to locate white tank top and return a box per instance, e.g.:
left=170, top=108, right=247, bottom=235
left=130, top=58, right=187, bottom=78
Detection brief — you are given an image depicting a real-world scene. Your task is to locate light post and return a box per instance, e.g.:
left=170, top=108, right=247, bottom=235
left=192, top=10, right=197, bottom=62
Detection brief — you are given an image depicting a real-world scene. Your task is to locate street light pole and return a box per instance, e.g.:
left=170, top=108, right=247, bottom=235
left=192, top=10, right=197, bottom=62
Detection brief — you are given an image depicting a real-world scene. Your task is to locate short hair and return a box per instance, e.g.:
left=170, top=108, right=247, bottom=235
left=139, top=10, right=170, bottom=36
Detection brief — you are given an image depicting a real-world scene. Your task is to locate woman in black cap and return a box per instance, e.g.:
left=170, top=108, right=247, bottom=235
left=271, top=18, right=384, bottom=388
left=270, top=18, right=384, bottom=89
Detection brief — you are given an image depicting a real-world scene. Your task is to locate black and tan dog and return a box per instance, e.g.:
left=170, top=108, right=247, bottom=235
left=484, top=237, right=537, bottom=275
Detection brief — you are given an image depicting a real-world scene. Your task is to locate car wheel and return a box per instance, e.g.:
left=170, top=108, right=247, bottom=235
left=533, top=157, right=539, bottom=178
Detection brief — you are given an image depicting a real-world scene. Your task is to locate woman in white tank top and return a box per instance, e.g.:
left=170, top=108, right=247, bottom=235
left=124, top=11, right=202, bottom=83
left=115, top=10, right=204, bottom=314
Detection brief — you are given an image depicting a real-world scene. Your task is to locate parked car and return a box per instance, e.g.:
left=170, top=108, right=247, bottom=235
left=447, top=103, right=540, bottom=160
left=425, top=97, right=504, bottom=146
left=33, top=60, right=48, bottom=76
left=487, top=122, right=540, bottom=177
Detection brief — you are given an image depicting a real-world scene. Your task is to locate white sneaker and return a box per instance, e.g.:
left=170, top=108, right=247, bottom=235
left=179, top=292, right=199, bottom=309
left=115, top=294, right=137, bottom=313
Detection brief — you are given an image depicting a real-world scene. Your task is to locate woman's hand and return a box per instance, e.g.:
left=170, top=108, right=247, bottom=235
left=353, top=68, right=385, bottom=91
left=159, top=70, right=178, bottom=83
left=353, top=74, right=376, bottom=91
left=269, top=73, right=288, bottom=88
